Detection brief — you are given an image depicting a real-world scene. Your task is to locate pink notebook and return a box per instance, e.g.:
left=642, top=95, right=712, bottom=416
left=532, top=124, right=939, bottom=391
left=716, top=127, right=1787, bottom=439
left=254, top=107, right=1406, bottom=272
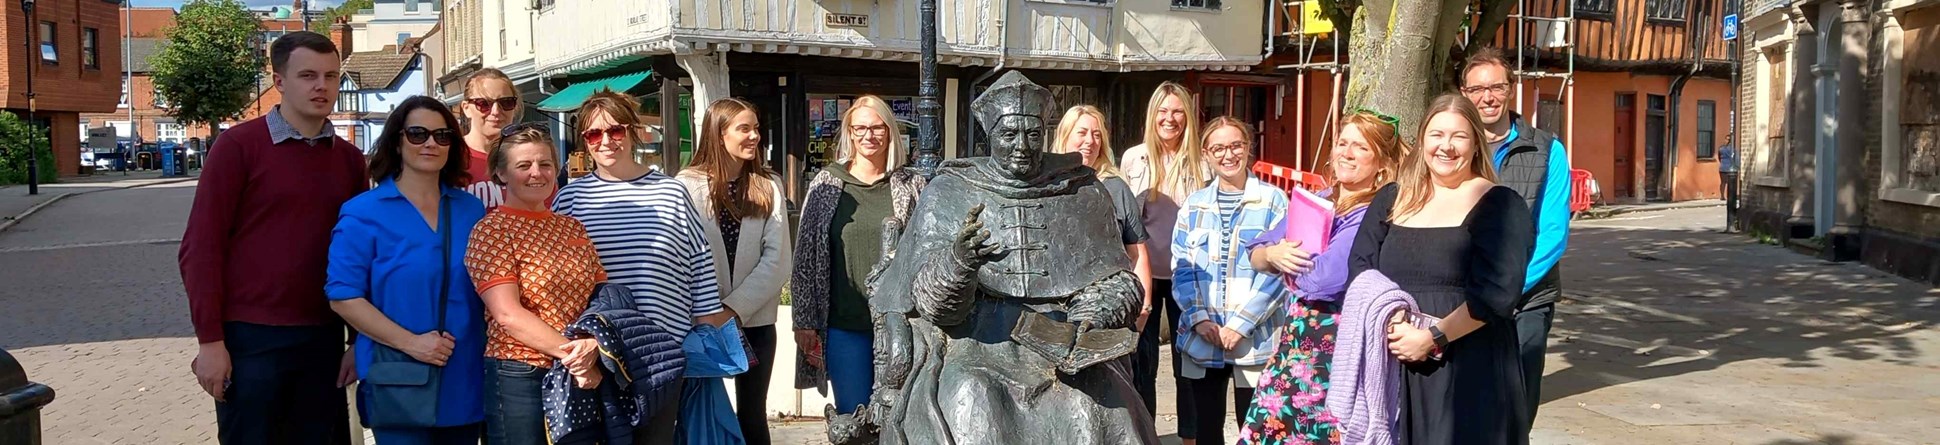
left=1282, top=187, right=1335, bottom=254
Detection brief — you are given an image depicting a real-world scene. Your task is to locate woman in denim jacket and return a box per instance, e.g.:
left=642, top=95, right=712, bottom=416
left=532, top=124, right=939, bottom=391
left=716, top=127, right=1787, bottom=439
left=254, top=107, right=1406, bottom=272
left=1171, top=116, right=1291, bottom=442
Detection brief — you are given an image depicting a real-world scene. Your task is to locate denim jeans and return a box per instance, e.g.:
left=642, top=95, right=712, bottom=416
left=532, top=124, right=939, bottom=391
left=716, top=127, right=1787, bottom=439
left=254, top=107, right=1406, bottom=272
left=483, top=358, right=546, bottom=445
left=1135, top=279, right=1198, bottom=439
left=372, top=423, right=482, bottom=445
left=825, top=327, right=875, bottom=415
left=1516, top=303, right=1555, bottom=429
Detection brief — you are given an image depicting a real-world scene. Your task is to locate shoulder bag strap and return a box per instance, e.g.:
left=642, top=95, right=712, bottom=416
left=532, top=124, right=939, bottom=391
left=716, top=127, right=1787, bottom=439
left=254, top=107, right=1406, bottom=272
left=437, top=194, right=450, bottom=334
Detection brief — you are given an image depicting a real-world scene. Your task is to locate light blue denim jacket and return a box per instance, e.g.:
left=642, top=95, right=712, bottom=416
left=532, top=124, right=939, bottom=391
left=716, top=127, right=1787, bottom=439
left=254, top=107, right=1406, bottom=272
left=1170, top=176, right=1290, bottom=368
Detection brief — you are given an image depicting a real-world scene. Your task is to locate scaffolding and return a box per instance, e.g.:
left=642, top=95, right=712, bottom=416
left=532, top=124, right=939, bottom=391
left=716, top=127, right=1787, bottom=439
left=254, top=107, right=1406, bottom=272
left=1273, top=0, right=1346, bottom=173
left=1507, top=0, right=1577, bottom=149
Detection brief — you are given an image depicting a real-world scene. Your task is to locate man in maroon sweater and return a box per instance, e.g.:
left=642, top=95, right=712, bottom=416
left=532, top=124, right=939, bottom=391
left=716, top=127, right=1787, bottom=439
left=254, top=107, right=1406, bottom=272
left=179, top=31, right=367, bottom=445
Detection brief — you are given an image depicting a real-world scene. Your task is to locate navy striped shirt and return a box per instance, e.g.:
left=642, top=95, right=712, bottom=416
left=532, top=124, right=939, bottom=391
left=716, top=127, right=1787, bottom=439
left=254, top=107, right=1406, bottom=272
left=1216, top=189, right=1245, bottom=264
left=552, top=170, right=723, bottom=338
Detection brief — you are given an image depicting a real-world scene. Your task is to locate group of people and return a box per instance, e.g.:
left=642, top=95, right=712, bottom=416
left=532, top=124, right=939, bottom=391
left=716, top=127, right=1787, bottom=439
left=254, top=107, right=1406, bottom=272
left=178, top=29, right=1569, bottom=445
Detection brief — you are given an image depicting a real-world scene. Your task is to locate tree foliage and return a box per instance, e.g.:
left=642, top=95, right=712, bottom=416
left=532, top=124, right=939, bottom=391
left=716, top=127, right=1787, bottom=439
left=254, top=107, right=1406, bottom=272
left=1335, top=0, right=1516, bottom=141
left=0, top=111, right=55, bottom=185
left=311, top=0, right=376, bottom=33
left=151, top=0, right=265, bottom=130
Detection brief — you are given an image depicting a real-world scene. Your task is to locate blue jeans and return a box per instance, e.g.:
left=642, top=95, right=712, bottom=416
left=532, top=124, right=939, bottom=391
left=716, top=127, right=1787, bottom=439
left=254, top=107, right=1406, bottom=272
left=826, top=327, right=875, bottom=415
left=483, top=358, right=546, bottom=445
left=373, top=423, right=481, bottom=445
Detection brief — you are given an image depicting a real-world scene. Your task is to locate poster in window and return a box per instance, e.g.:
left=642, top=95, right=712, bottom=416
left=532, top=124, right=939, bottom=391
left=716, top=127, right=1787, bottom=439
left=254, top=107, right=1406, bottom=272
left=891, top=98, right=915, bottom=121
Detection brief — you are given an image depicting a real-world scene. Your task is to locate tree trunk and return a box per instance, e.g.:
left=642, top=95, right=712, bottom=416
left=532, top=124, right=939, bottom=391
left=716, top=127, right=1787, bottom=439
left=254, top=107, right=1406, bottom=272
left=1342, top=0, right=1489, bottom=141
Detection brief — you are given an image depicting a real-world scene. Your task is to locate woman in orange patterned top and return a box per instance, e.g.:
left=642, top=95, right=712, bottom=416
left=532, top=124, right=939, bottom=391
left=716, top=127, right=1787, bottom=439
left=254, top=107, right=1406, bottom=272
left=463, top=124, right=607, bottom=445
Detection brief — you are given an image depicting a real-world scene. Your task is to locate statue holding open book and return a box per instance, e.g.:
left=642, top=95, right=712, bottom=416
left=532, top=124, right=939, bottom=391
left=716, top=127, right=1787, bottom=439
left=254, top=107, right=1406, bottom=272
left=828, top=71, right=1157, bottom=445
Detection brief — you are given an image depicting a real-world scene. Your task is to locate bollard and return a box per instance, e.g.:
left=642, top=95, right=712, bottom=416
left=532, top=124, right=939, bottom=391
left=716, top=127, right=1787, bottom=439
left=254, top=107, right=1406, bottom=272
left=0, top=348, right=56, bottom=445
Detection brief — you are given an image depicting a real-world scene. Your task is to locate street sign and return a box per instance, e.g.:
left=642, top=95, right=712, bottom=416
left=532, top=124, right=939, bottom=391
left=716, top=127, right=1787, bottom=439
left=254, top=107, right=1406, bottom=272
left=1723, top=14, right=1739, bottom=40
left=1302, top=0, right=1334, bottom=35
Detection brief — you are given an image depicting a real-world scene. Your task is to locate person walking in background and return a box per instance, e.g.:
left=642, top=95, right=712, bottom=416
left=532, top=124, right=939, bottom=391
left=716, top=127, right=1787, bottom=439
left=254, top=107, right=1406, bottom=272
left=1171, top=117, right=1290, bottom=443
left=1718, top=135, right=1739, bottom=232
left=1237, top=109, right=1410, bottom=445
left=1052, top=105, right=1151, bottom=325
left=791, top=95, right=925, bottom=416
left=1120, top=81, right=1209, bottom=443
left=458, top=68, right=523, bottom=209
left=179, top=31, right=364, bottom=445
left=325, top=97, right=488, bottom=444
left=1459, top=48, right=1571, bottom=430
left=465, top=124, right=608, bottom=445
left=1350, top=93, right=1534, bottom=444
left=677, top=98, right=795, bottom=444
left=553, top=90, right=731, bottom=442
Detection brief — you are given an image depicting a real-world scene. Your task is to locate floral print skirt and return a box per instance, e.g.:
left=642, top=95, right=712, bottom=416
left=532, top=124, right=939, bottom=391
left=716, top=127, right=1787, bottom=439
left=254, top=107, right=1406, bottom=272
left=1238, top=298, right=1342, bottom=445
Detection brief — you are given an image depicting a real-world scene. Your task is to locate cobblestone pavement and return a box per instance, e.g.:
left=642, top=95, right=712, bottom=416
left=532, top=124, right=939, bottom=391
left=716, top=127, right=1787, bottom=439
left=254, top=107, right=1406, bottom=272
left=3, top=184, right=1936, bottom=444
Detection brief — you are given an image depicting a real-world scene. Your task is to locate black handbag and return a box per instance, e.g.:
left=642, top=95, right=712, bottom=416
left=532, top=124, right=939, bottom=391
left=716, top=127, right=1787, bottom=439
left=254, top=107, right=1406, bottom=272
left=359, top=196, right=452, bottom=428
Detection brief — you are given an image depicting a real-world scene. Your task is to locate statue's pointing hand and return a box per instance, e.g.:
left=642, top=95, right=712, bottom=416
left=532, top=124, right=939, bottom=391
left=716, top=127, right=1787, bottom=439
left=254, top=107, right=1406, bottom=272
left=952, top=204, right=1002, bottom=271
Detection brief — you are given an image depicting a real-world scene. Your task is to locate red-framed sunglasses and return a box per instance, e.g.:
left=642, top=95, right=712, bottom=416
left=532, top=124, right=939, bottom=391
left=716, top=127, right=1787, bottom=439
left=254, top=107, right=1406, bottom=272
left=579, top=125, right=633, bottom=145
left=465, top=97, right=520, bottom=113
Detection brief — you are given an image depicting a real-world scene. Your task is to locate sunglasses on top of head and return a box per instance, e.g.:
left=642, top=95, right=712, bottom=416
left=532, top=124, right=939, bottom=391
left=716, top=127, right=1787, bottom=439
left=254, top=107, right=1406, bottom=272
left=466, top=97, right=520, bottom=113
left=580, top=125, right=633, bottom=145
left=402, top=126, right=457, bottom=146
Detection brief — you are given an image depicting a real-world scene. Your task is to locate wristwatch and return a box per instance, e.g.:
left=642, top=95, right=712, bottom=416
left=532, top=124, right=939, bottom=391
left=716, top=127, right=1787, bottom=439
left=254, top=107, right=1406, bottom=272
left=1428, top=326, right=1449, bottom=348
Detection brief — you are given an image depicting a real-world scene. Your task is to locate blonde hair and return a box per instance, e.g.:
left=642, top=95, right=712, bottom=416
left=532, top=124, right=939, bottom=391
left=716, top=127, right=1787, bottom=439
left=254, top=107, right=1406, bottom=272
left=1200, top=116, right=1256, bottom=166
left=1052, top=105, right=1121, bottom=178
left=1330, top=112, right=1409, bottom=215
left=1390, top=93, right=1500, bottom=222
left=1141, top=82, right=1205, bottom=201
left=686, top=98, right=777, bottom=220
left=836, top=95, right=906, bottom=169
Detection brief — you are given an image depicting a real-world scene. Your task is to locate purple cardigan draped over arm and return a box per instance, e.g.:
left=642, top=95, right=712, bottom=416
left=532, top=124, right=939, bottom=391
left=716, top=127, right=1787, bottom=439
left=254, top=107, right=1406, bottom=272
left=1328, top=270, right=1438, bottom=445
left=1245, top=205, right=1371, bottom=303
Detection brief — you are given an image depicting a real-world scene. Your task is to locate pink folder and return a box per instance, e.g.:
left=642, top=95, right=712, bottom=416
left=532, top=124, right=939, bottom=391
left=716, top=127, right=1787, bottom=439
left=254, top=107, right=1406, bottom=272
left=1282, top=187, right=1335, bottom=254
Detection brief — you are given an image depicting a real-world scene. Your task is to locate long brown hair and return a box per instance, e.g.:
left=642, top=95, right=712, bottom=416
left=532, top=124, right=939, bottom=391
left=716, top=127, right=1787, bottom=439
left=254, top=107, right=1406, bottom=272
left=1330, top=112, right=1409, bottom=215
left=1141, top=82, right=1205, bottom=201
left=687, top=98, right=777, bottom=220
left=1390, top=93, right=1499, bottom=222
left=367, top=96, right=470, bottom=188
left=1052, top=105, right=1121, bottom=178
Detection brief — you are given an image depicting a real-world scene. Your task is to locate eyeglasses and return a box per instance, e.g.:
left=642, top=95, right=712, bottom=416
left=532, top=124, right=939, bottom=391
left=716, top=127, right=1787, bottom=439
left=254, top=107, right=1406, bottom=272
left=1206, top=142, right=1250, bottom=156
left=849, top=125, right=890, bottom=135
left=466, top=97, right=520, bottom=113
left=402, top=126, right=456, bottom=146
left=579, top=125, right=633, bottom=146
left=1348, top=106, right=1401, bottom=126
left=1459, top=83, right=1512, bottom=98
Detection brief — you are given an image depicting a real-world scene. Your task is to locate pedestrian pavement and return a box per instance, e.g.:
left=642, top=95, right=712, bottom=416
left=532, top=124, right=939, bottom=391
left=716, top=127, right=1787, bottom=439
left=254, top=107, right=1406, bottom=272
left=0, top=170, right=197, bottom=234
left=3, top=186, right=1935, bottom=444
left=1578, top=199, right=1725, bottom=220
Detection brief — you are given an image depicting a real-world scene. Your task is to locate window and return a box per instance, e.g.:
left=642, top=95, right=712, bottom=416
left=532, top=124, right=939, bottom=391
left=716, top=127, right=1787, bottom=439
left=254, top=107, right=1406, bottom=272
left=1697, top=100, right=1717, bottom=159
left=1575, top=0, right=1615, bottom=17
left=406, top=0, right=419, bottom=12
left=83, top=28, right=100, bottom=69
left=157, top=123, right=187, bottom=143
left=153, top=88, right=170, bottom=108
left=1764, top=52, right=1787, bottom=177
left=1646, top=0, right=1688, bottom=22
left=398, top=32, right=412, bottom=47
left=1172, top=0, right=1221, bottom=9
left=338, top=91, right=361, bottom=113
left=39, top=21, right=57, bottom=64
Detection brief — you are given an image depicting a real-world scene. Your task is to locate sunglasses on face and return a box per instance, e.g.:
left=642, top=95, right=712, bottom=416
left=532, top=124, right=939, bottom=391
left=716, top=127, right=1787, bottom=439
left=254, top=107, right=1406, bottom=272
left=580, top=125, right=633, bottom=146
left=403, top=126, right=457, bottom=146
left=466, top=97, right=520, bottom=113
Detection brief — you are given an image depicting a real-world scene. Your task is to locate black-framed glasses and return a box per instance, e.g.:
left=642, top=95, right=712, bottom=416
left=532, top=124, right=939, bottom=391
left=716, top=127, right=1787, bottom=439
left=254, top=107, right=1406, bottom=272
left=1348, top=106, right=1400, bottom=126
left=466, top=97, right=520, bottom=113
left=1206, top=142, right=1251, bottom=156
left=402, top=126, right=456, bottom=146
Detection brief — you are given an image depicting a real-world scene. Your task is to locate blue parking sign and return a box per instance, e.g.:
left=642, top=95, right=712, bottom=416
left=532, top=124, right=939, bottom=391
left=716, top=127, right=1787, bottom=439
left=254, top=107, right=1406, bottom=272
left=1723, top=14, right=1739, bottom=40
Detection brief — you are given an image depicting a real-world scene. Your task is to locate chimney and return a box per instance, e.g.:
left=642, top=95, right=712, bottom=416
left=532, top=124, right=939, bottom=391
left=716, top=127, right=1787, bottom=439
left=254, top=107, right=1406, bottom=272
left=332, top=18, right=353, bottom=58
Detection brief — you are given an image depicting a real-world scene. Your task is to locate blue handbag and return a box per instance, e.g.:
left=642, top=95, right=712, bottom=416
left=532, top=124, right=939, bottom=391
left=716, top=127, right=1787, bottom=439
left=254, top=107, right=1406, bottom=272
left=358, top=196, right=451, bottom=428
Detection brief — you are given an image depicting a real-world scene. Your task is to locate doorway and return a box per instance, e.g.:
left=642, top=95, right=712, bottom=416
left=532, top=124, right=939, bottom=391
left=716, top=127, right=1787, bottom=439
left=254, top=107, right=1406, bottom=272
left=1613, top=93, right=1636, bottom=201
left=1644, top=94, right=1668, bottom=202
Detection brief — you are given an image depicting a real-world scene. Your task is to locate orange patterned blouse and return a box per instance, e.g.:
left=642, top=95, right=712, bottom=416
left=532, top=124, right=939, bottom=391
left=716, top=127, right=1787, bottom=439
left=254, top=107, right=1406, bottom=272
left=465, top=205, right=608, bottom=368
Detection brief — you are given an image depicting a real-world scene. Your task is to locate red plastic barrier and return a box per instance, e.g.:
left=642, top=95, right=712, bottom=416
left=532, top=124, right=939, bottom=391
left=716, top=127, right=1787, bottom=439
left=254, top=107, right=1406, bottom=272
left=1570, top=169, right=1594, bottom=213
left=1252, top=161, right=1329, bottom=195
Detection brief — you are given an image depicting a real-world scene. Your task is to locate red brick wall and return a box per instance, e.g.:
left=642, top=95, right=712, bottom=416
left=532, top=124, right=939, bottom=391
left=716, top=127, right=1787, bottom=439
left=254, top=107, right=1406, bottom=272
left=79, top=74, right=216, bottom=144
left=122, top=7, right=175, bottom=38
left=2, top=0, right=124, bottom=175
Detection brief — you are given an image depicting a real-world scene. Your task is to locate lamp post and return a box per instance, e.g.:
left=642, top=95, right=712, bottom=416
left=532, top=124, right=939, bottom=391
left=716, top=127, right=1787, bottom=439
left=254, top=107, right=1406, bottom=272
left=912, top=0, right=941, bottom=178
left=21, top=0, right=39, bottom=195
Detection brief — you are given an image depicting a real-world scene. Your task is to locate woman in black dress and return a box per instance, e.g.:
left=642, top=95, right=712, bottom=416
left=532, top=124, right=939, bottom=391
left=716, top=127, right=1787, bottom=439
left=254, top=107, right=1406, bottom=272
left=1348, top=93, right=1534, bottom=444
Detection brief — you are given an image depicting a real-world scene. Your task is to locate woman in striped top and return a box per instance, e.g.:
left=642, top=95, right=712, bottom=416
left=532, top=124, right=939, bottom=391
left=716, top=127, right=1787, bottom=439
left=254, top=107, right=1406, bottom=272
left=550, top=90, right=732, bottom=442
left=1171, top=117, right=1290, bottom=443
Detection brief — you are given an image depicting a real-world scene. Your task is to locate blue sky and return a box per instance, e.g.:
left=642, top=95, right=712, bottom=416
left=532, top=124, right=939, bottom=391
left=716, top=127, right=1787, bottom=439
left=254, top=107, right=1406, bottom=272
left=128, top=0, right=344, bottom=9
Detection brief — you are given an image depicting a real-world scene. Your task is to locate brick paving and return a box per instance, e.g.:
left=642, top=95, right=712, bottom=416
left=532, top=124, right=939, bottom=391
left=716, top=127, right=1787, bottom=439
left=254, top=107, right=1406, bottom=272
left=3, top=185, right=1937, bottom=445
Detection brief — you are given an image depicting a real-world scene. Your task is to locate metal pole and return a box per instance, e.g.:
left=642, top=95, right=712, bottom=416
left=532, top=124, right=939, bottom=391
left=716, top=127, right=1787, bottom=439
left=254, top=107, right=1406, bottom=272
left=24, top=1, right=39, bottom=195
left=124, top=0, right=132, bottom=174
left=912, top=0, right=942, bottom=178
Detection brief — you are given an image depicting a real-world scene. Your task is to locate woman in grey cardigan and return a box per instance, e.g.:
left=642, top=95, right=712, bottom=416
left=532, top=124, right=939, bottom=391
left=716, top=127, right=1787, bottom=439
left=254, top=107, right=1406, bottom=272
left=792, top=95, right=925, bottom=415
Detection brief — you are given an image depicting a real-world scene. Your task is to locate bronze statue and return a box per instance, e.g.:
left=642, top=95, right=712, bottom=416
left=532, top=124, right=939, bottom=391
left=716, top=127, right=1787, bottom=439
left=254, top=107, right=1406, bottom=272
left=833, top=71, right=1156, bottom=445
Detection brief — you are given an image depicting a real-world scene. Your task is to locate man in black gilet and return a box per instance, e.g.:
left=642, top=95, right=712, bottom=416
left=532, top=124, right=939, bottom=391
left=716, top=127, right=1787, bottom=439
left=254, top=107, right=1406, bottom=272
left=1460, top=47, right=1574, bottom=434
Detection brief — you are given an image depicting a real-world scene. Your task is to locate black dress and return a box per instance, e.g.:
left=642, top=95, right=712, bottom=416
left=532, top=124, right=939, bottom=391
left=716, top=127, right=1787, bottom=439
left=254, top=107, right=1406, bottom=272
left=1349, top=184, right=1534, bottom=445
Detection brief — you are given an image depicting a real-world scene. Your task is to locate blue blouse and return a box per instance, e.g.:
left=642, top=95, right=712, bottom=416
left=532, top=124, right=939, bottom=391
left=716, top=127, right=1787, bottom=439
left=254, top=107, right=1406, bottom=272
left=325, top=179, right=488, bottom=426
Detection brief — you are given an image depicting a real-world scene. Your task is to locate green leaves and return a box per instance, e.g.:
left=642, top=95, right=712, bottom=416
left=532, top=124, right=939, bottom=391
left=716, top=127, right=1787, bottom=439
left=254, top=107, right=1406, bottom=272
left=150, top=0, right=265, bottom=130
left=311, top=0, right=375, bottom=33
left=0, top=111, right=55, bottom=185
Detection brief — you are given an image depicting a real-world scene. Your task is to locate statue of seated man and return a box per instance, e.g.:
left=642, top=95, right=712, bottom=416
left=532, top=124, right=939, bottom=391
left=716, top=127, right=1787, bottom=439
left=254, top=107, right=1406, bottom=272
left=852, top=71, right=1156, bottom=445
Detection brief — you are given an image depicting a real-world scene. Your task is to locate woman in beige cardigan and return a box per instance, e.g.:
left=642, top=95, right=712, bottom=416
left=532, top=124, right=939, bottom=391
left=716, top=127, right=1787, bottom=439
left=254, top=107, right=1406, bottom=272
left=677, top=97, right=794, bottom=444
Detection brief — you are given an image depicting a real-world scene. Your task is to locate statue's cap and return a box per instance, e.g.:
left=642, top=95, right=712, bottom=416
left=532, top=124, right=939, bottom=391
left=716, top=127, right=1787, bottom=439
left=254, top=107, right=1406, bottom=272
left=971, top=71, right=1057, bottom=128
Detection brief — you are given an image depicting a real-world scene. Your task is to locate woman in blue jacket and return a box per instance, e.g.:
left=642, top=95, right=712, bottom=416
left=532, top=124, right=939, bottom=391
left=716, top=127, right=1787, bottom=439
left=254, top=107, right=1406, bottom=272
left=326, top=96, right=488, bottom=444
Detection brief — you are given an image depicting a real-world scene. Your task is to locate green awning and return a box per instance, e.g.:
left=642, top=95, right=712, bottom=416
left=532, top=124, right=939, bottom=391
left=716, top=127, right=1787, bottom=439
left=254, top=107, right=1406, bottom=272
left=534, top=70, right=652, bottom=112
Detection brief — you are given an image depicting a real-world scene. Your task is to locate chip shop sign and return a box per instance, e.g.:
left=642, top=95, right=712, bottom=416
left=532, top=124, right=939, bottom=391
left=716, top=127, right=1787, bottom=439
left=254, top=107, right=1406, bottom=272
left=826, top=13, right=869, bottom=28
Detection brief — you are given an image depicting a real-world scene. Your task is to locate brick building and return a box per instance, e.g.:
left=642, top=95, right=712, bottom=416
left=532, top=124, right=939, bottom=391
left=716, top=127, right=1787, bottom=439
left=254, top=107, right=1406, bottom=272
left=79, top=37, right=213, bottom=147
left=1737, top=0, right=1940, bottom=285
left=2, top=0, right=124, bottom=176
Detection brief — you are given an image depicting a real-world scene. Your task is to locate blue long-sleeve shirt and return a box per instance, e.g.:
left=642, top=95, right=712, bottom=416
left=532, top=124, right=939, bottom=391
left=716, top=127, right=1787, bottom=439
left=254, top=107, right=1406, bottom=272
left=1494, top=123, right=1572, bottom=294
